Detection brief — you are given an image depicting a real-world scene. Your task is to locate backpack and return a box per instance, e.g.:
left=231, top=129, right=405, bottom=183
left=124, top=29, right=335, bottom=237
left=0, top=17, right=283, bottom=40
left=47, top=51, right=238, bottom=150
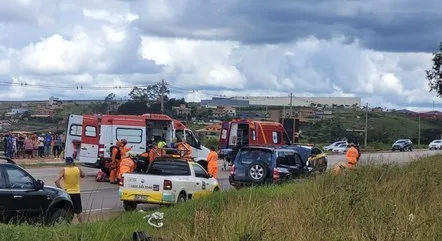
left=109, top=145, right=121, bottom=159
left=96, top=170, right=107, bottom=182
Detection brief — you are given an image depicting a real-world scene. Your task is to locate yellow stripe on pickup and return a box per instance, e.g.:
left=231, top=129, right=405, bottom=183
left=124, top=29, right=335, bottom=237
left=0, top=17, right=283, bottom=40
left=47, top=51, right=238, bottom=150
left=119, top=189, right=176, bottom=204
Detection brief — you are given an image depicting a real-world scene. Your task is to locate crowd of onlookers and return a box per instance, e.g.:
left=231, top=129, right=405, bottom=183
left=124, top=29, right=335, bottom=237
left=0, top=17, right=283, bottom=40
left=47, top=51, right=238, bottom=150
left=1, top=132, right=65, bottom=159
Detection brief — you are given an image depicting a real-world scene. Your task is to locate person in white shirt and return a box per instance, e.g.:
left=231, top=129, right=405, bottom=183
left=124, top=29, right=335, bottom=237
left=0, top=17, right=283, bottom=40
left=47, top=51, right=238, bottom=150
left=38, top=135, right=45, bottom=158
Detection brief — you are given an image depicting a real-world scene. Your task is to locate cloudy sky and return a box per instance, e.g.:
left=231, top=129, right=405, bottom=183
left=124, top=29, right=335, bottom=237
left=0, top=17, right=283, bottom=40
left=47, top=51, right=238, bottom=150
left=0, top=0, right=441, bottom=111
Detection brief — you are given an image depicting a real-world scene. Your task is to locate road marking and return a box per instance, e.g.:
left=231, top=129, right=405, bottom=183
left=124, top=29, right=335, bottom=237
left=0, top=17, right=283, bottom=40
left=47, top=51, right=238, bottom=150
left=84, top=208, right=113, bottom=213
left=82, top=190, right=101, bottom=194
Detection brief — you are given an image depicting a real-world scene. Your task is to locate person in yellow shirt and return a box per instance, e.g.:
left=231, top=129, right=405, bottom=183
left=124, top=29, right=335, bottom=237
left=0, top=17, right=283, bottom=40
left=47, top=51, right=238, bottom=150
left=206, top=146, right=218, bottom=178
left=55, top=157, right=85, bottom=223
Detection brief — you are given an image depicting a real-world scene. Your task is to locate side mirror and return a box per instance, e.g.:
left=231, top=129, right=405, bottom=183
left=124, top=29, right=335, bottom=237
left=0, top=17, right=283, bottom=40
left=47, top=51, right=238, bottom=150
left=196, top=141, right=201, bottom=149
left=36, top=179, right=44, bottom=190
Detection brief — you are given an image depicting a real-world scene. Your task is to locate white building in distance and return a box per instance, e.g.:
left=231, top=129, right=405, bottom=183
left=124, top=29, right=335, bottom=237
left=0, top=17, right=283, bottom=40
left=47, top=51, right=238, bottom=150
left=229, top=96, right=361, bottom=107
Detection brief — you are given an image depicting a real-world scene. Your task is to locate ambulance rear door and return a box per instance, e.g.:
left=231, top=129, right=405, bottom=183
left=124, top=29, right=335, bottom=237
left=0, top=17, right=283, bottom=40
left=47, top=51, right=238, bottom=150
left=79, top=115, right=100, bottom=165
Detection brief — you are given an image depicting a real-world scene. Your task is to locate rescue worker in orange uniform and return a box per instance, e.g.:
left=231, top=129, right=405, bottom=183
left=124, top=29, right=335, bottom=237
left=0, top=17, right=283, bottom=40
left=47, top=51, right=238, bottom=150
left=149, top=143, right=161, bottom=162
left=109, top=140, right=122, bottom=184
left=206, top=146, right=218, bottom=178
left=346, top=143, right=360, bottom=169
left=118, top=152, right=136, bottom=180
left=177, top=138, right=192, bottom=160
left=119, top=139, right=132, bottom=157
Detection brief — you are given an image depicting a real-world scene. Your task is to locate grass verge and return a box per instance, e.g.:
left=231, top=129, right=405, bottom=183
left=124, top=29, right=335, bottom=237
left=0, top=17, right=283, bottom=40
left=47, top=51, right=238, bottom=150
left=2, top=155, right=442, bottom=241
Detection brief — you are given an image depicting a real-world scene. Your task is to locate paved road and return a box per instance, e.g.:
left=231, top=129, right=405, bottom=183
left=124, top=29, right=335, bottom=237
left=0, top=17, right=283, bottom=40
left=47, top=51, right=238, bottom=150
left=26, top=149, right=442, bottom=214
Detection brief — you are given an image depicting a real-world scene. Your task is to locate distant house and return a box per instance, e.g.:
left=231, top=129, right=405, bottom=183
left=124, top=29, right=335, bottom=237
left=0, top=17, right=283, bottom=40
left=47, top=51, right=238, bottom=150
left=212, top=109, right=226, bottom=119
left=172, top=104, right=192, bottom=116
left=372, top=107, right=383, bottom=112
left=223, top=106, right=236, bottom=117
left=5, top=108, right=29, bottom=117
left=196, top=123, right=222, bottom=140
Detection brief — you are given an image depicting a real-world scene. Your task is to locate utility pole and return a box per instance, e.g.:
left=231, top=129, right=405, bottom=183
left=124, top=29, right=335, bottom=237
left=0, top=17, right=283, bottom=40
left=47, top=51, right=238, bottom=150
left=364, top=103, right=368, bottom=148
left=289, top=93, right=293, bottom=117
left=160, top=79, right=165, bottom=114
left=418, top=114, right=421, bottom=145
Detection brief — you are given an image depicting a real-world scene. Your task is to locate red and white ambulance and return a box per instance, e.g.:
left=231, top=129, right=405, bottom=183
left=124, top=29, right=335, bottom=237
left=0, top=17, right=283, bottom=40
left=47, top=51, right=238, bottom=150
left=64, top=114, right=210, bottom=170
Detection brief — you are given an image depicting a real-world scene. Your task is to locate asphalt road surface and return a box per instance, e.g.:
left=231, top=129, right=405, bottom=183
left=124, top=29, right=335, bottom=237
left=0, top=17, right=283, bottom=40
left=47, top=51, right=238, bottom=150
left=26, top=149, right=442, bottom=215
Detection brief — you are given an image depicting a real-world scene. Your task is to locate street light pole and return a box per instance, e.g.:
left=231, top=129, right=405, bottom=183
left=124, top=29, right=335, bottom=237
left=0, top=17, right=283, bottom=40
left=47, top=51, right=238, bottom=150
left=364, top=103, right=368, bottom=148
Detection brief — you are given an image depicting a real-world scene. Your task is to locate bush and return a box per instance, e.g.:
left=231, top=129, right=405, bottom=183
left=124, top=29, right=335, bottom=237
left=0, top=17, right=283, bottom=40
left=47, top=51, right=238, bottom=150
left=3, top=155, right=442, bottom=241
left=202, top=138, right=219, bottom=150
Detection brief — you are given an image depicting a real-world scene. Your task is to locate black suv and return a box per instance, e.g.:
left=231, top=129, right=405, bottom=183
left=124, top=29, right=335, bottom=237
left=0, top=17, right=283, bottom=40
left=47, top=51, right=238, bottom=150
left=391, top=139, right=413, bottom=152
left=0, top=157, right=74, bottom=225
left=229, top=146, right=309, bottom=188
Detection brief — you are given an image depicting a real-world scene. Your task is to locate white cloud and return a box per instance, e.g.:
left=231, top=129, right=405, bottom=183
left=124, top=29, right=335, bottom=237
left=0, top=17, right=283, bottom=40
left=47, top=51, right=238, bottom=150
left=0, top=0, right=440, bottom=112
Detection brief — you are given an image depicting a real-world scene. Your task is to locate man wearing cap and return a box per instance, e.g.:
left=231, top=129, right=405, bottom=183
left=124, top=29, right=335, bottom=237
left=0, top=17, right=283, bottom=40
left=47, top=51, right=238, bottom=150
left=55, top=157, right=85, bottom=223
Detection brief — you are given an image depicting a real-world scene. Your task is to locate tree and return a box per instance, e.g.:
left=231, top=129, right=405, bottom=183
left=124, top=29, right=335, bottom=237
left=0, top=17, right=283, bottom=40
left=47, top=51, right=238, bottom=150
left=426, top=42, right=442, bottom=96
left=128, top=82, right=170, bottom=103
left=104, top=93, right=116, bottom=103
left=117, top=101, right=149, bottom=115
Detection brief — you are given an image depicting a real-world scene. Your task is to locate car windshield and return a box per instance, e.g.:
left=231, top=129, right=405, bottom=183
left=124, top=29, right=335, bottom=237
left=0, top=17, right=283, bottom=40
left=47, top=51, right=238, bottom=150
left=237, top=149, right=273, bottom=165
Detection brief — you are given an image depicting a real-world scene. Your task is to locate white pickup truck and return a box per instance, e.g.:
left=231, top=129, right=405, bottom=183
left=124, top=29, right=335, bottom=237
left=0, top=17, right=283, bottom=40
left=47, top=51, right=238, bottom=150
left=118, top=158, right=221, bottom=211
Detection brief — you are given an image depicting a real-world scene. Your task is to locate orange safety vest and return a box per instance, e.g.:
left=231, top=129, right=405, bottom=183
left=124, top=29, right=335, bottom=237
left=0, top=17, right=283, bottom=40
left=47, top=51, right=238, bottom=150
left=346, top=147, right=359, bottom=168
left=119, top=157, right=135, bottom=179
left=207, top=151, right=218, bottom=168
left=149, top=147, right=161, bottom=161
left=177, top=142, right=192, bottom=158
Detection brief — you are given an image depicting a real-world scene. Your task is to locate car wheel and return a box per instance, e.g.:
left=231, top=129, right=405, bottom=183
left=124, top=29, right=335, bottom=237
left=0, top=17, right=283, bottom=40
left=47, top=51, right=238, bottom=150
left=123, top=201, right=138, bottom=211
left=48, top=208, right=74, bottom=225
left=177, top=192, right=186, bottom=203
left=248, top=162, right=268, bottom=183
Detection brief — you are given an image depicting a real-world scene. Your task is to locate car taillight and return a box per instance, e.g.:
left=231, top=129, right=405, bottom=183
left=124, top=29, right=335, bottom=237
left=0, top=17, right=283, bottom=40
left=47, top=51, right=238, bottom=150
left=163, top=180, right=172, bottom=190
left=230, top=164, right=235, bottom=175
left=98, top=144, right=104, bottom=158
left=119, top=177, right=124, bottom=186
left=273, top=168, right=280, bottom=181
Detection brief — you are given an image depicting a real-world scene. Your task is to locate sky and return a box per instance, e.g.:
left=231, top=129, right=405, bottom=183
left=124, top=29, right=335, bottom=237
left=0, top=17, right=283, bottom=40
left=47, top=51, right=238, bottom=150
left=0, top=0, right=442, bottom=111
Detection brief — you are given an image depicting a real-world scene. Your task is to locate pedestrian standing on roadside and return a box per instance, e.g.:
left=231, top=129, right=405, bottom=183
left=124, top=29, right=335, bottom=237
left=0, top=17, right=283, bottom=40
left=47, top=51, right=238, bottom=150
left=24, top=136, right=34, bottom=158
left=44, top=132, right=52, bottom=157
left=38, top=135, right=45, bottom=158
left=6, top=134, right=13, bottom=158
left=3, top=134, right=8, bottom=156
left=55, top=157, right=85, bottom=223
left=11, top=134, right=17, bottom=159
left=54, top=135, right=62, bottom=159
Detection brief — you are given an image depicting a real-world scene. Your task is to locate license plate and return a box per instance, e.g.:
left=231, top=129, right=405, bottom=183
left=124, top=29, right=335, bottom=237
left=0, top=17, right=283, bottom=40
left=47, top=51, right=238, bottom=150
left=134, top=195, right=146, bottom=201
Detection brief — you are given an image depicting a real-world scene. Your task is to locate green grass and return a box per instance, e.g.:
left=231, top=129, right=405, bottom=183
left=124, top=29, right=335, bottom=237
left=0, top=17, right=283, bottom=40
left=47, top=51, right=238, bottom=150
left=3, top=155, right=442, bottom=240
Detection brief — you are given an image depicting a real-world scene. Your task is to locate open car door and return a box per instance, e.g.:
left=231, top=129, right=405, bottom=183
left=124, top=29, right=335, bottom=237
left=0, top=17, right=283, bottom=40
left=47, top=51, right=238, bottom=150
left=79, top=115, right=100, bottom=165
left=64, top=114, right=83, bottom=160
